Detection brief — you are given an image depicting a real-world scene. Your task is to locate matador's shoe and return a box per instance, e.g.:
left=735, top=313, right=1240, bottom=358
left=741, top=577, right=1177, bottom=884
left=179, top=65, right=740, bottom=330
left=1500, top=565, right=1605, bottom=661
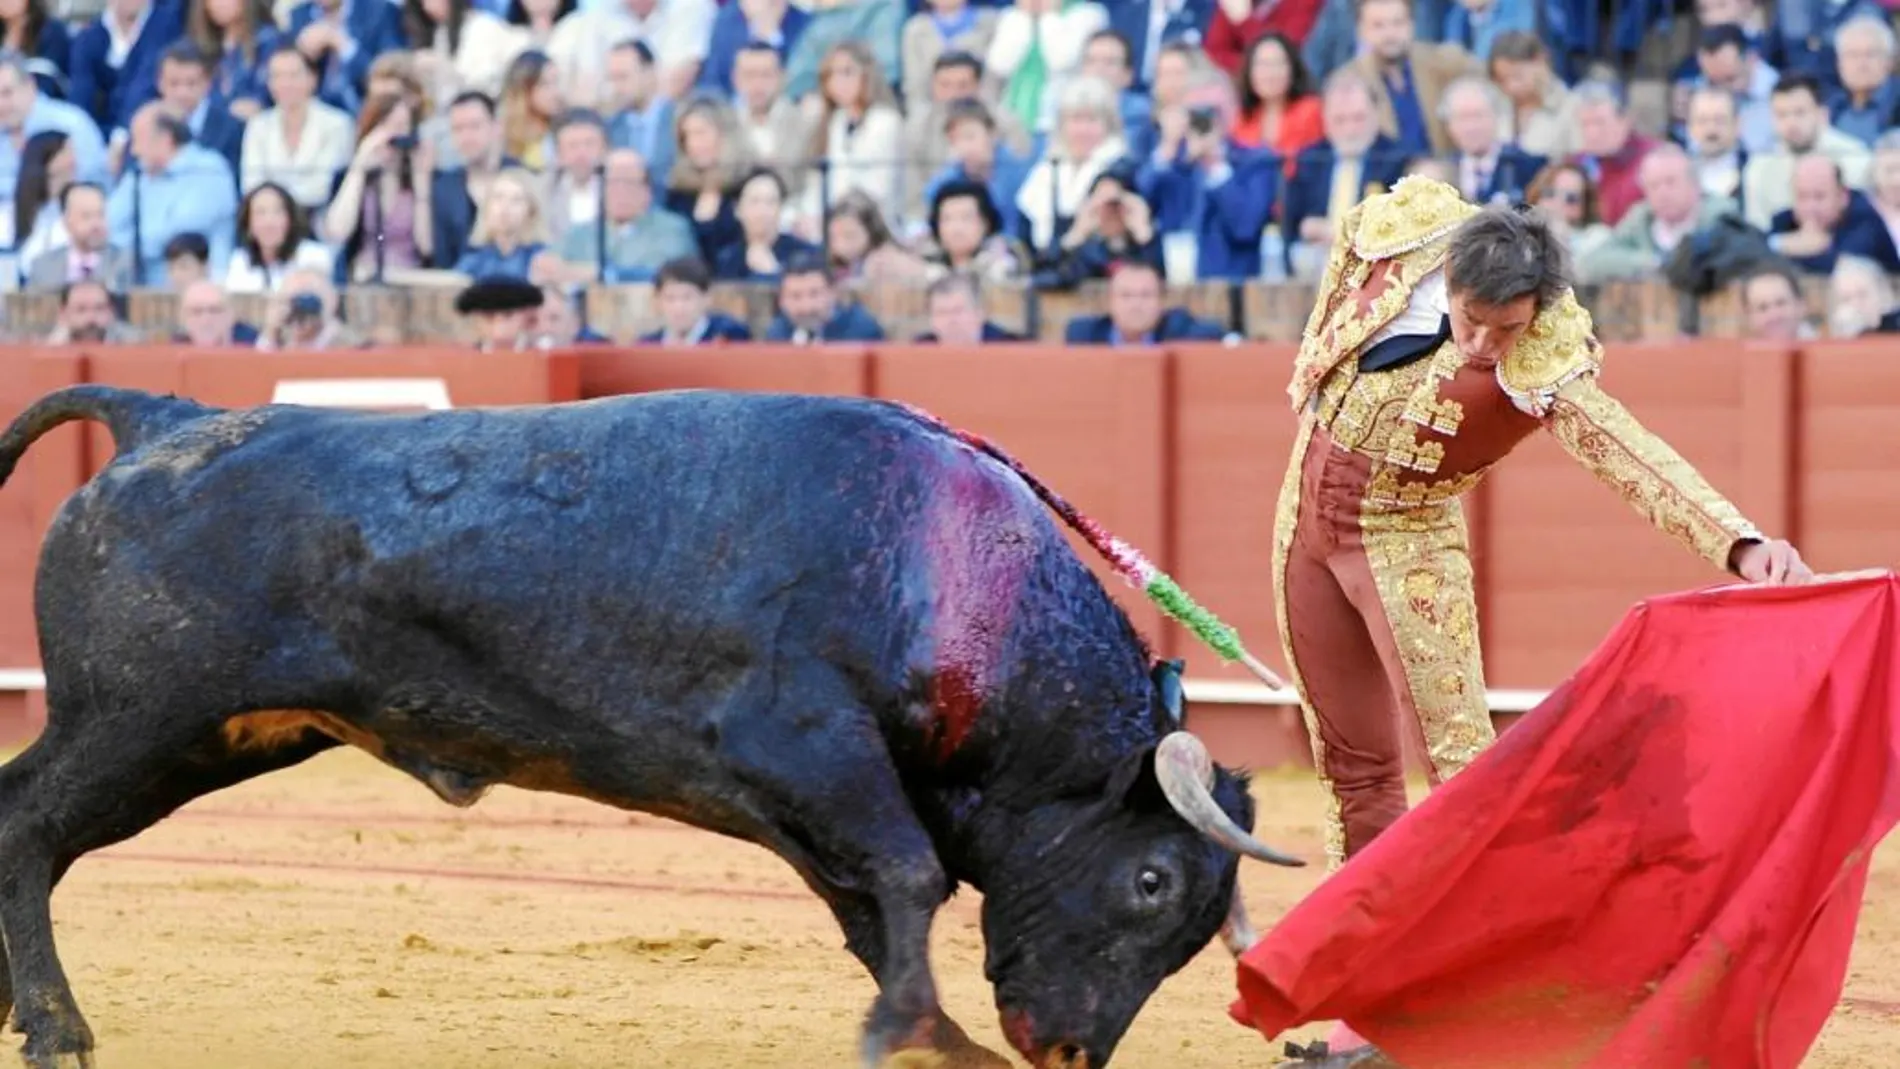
left=1272, top=1039, right=1406, bottom=1068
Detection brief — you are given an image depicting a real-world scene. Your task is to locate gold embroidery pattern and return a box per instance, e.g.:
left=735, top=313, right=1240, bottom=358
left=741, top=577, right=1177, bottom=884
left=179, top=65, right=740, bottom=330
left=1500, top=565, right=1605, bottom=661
left=1498, top=290, right=1602, bottom=417
left=1363, top=464, right=1487, bottom=511
left=1317, top=339, right=1469, bottom=486
left=1544, top=376, right=1766, bottom=571
left=1270, top=420, right=1350, bottom=871
left=1351, top=175, right=1480, bottom=260
left=1360, top=501, right=1496, bottom=784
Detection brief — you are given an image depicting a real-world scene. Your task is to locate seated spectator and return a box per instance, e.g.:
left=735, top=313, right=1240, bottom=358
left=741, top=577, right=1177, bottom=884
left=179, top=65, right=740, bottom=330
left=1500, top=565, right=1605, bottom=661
left=453, top=164, right=555, bottom=279
left=453, top=272, right=541, bottom=351
left=175, top=278, right=261, bottom=345
left=1567, top=79, right=1658, bottom=227
left=1741, top=73, right=1870, bottom=231
left=1139, top=98, right=1275, bottom=281
left=0, top=0, right=73, bottom=103
left=899, top=0, right=995, bottom=110
left=1283, top=68, right=1405, bottom=279
left=985, top=0, right=1107, bottom=136
left=602, top=40, right=673, bottom=186
left=533, top=282, right=612, bottom=344
left=241, top=48, right=355, bottom=213
left=403, top=0, right=531, bottom=111
left=921, top=177, right=1029, bottom=282
left=1017, top=75, right=1131, bottom=256
left=1867, top=130, right=1900, bottom=252
left=903, top=51, right=1029, bottom=226
left=1578, top=144, right=1739, bottom=283
left=711, top=166, right=817, bottom=282
left=226, top=181, right=334, bottom=292
left=287, top=0, right=407, bottom=114
left=1825, top=253, right=1899, bottom=337
left=923, top=98, right=1032, bottom=242
left=1075, top=30, right=1151, bottom=157
left=662, top=95, right=752, bottom=263
left=1828, top=15, right=1900, bottom=148
left=1738, top=262, right=1815, bottom=341
left=326, top=91, right=438, bottom=280
left=1768, top=154, right=1900, bottom=274
left=146, top=42, right=246, bottom=176
left=1346, top=0, right=1482, bottom=158
left=725, top=42, right=806, bottom=184
left=762, top=252, right=886, bottom=343
left=1674, top=24, right=1777, bottom=154
left=1062, top=258, right=1226, bottom=345
left=163, top=231, right=210, bottom=286
left=915, top=270, right=1021, bottom=343
left=557, top=147, right=697, bottom=282
left=825, top=190, right=929, bottom=285
left=1227, top=33, right=1321, bottom=173
left=0, top=51, right=106, bottom=195
left=701, top=0, right=811, bottom=99
left=108, top=103, right=238, bottom=285
left=543, top=107, right=606, bottom=241
left=429, top=89, right=513, bottom=269
left=794, top=41, right=903, bottom=234
left=1438, top=0, right=1537, bottom=63
left=1525, top=160, right=1612, bottom=266
left=546, top=0, right=714, bottom=104
left=1205, top=0, right=1323, bottom=80
left=69, top=0, right=183, bottom=137
left=1485, top=30, right=1578, bottom=161
left=1684, top=85, right=1748, bottom=210
left=638, top=255, right=751, bottom=344
left=504, top=0, right=572, bottom=50
left=149, top=0, right=280, bottom=121
left=8, top=129, right=72, bottom=263
left=1046, top=163, right=1162, bottom=287
left=1439, top=75, right=1543, bottom=205
left=24, top=182, right=130, bottom=292
left=46, top=279, right=140, bottom=344
left=257, top=265, right=358, bottom=349
left=1144, top=41, right=1212, bottom=169
left=497, top=49, right=560, bottom=170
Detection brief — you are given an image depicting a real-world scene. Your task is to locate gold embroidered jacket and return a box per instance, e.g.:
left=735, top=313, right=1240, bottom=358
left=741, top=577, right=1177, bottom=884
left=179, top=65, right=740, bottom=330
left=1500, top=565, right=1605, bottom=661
left=1293, top=175, right=1764, bottom=572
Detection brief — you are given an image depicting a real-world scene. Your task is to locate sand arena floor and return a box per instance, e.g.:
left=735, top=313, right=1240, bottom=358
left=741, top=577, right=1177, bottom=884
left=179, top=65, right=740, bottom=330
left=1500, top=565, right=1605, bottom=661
left=24, top=749, right=1898, bottom=1069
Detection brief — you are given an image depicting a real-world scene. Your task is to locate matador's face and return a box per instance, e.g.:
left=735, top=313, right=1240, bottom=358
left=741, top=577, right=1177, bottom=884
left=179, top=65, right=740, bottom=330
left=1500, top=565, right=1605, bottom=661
left=1449, top=292, right=1536, bottom=367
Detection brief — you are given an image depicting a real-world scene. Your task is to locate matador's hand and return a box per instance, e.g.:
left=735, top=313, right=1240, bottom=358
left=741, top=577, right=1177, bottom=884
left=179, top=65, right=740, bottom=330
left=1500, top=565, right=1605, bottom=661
left=1733, top=539, right=1814, bottom=585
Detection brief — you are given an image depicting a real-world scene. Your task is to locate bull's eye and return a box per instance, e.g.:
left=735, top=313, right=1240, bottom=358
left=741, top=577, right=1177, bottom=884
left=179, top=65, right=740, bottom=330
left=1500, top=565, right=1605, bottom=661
left=1137, top=867, right=1167, bottom=898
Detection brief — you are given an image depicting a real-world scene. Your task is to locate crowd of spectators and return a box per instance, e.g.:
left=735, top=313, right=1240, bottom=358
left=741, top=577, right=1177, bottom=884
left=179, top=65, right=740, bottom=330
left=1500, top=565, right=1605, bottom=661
left=8, top=0, right=1900, bottom=349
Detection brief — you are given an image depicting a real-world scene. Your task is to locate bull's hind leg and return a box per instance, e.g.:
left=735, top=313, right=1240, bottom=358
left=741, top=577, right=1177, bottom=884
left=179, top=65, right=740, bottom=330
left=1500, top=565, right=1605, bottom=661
left=0, top=715, right=337, bottom=1069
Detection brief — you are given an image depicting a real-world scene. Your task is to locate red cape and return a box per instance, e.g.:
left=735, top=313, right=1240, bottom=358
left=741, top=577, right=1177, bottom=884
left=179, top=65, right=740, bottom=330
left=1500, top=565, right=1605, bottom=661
left=1231, top=571, right=1900, bottom=1069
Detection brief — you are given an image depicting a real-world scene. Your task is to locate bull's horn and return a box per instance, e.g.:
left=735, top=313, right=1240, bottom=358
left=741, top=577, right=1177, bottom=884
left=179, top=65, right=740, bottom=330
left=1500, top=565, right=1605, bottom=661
left=1220, top=886, right=1259, bottom=957
left=1154, top=732, right=1306, bottom=868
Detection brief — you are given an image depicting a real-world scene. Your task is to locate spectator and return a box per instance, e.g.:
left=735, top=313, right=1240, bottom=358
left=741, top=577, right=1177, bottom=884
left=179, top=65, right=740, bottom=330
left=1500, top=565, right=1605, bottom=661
left=68, top=0, right=183, bottom=136
left=453, top=163, right=554, bottom=278
left=1105, top=0, right=1213, bottom=93
left=226, top=181, right=333, bottom=292
left=545, top=0, right=714, bottom=104
left=1577, top=143, right=1738, bottom=283
left=762, top=252, right=886, bottom=343
left=402, top=0, right=531, bottom=109
left=900, top=0, right=996, bottom=110
left=1017, top=74, right=1130, bottom=255
left=146, top=42, right=246, bottom=175
left=1228, top=33, right=1321, bottom=170
left=429, top=89, right=510, bottom=269
left=1485, top=30, right=1577, bottom=161
left=532, top=282, right=612, bottom=345
left=1825, top=252, right=1898, bottom=337
left=700, top=0, right=809, bottom=100
left=1282, top=67, right=1405, bottom=280
left=601, top=40, right=673, bottom=186
left=795, top=41, right=903, bottom=233
left=1826, top=15, right=1900, bottom=148
left=1402, top=152, right=1455, bottom=183
left=1439, top=0, right=1537, bottom=62
left=126, top=0, right=280, bottom=124
left=1346, top=0, right=1481, bottom=158
left=0, top=0, right=71, bottom=102
left=504, top=0, right=574, bottom=50
left=1684, top=84, right=1748, bottom=210
left=903, top=52, right=1029, bottom=225
left=24, top=182, right=128, bottom=291
left=496, top=48, right=559, bottom=169
left=726, top=41, right=806, bottom=181
left=286, top=0, right=407, bottom=114
left=1525, top=160, right=1612, bottom=265
left=1205, top=0, right=1323, bottom=79
left=1764, top=0, right=1884, bottom=90
left=176, top=278, right=260, bottom=344
left=662, top=94, right=750, bottom=263
left=0, top=50, right=106, bottom=195
left=452, top=272, right=541, bottom=350
left=1439, top=74, right=1542, bottom=204
left=1737, top=262, right=1813, bottom=340
left=826, top=189, right=929, bottom=284
left=1767, top=153, right=1899, bottom=274
left=1077, top=30, right=1154, bottom=155
left=542, top=106, right=606, bottom=240
left=47, top=278, right=139, bottom=344
left=1062, top=258, right=1226, bottom=344
left=8, top=129, right=71, bottom=262
left=257, top=265, right=356, bottom=349
left=922, top=177, right=1029, bottom=281
left=325, top=90, right=436, bottom=280
left=1145, top=41, right=1210, bottom=169
left=1678, top=25, right=1776, bottom=153
left=1742, top=73, right=1871, bottom=231
left=712, top=165, right=816, bottom=281
left=108, top=103, right=238, bottom=285
left=241, top=48, right=355, bottom=213
left=557, top=147, right=696, bottom=281
left=985, top=0, right=1108, bottom=136
left=162, top=230, right=209, bottom=285
left=1140, top=95, right=1275, bottom=281
left=1867, top=130, right=1900, bottom=251
left=638, top=254, right=750, bottom=344
left=923, top=99, right=1032, bottom=242
left=1568, top=79, right=1658, bottom=227
left=915, top=270, right=1022, bottom=342
left=1046, top=163, right=1161, bottom=285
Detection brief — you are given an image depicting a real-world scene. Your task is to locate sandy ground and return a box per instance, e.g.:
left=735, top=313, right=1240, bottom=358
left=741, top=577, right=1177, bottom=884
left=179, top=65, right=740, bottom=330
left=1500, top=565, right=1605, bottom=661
left=15, top=750, right=1894, bottom=1069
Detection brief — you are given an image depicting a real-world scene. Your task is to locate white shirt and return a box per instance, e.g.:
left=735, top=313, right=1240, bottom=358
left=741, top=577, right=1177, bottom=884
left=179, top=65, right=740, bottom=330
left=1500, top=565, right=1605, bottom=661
left=104, top=2, right=152, bottom=68
left=1363, top=266, right=1448, bottom=351
left=224, top=240, right=335, bottom=294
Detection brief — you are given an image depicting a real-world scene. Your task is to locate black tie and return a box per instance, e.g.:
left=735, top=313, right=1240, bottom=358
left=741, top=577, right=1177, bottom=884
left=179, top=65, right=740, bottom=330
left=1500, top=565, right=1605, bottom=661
left=1358, top=314, right=1453, bottom=373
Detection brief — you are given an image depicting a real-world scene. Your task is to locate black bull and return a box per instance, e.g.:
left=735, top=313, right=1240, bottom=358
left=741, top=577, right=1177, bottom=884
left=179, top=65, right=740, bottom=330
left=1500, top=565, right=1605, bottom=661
left=0, top=385, right=1303, bottom=1069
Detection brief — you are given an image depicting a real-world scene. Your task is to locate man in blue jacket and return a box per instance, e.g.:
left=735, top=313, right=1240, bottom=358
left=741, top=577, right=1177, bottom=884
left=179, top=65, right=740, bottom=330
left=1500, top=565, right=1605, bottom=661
left=1063, top=259, right=1230, bottom=345
left=762, top=253, right=886, bottom=343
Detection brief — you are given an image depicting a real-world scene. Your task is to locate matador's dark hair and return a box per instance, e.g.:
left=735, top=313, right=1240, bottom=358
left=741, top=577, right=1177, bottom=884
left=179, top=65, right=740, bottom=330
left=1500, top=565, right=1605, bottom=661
left=1444, top=203, right=1573, bottom=312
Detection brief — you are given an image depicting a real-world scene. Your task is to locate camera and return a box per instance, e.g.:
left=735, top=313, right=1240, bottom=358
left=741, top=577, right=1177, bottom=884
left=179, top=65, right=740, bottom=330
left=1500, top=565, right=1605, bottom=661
left=389, top=134, right=419, bottom=152
left=1186, top=105, right=1219, bottom=136
left=287, top=292, right=323, bottom=322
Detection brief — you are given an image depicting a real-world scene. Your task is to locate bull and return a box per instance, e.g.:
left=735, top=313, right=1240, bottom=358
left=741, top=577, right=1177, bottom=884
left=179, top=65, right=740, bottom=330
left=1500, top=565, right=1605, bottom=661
left=0, top=385, right=1302, bottom=1069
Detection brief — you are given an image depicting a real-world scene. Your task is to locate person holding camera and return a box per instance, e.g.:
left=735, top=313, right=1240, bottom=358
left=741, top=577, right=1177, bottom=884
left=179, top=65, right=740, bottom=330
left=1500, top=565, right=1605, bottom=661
left=257, top=269, right=353, bottom=351
left=324, top=91, right=437, bottom=280
left=1040, top=162, right=1162, bottom=288
left=1140, top=98, right=1276, bottom=280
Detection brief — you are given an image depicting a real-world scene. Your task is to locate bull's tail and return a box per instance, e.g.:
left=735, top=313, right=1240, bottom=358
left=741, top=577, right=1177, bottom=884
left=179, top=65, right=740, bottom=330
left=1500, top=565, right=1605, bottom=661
left=896, top=402, right=1281, bottom=685
left=0, top=385, right=213, bottom=491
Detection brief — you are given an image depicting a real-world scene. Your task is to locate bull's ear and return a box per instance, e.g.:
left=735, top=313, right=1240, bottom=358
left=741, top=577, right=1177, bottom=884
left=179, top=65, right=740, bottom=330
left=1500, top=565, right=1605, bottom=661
left=1151, top=658, right=1187, bottom=724
left=1104, top=743, right=1172, bottom=815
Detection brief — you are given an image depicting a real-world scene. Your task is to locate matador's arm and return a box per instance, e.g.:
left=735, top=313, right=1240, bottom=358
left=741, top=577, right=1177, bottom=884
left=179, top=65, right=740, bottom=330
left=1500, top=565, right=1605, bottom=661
left=1502, top=293, right=1766, bottom=574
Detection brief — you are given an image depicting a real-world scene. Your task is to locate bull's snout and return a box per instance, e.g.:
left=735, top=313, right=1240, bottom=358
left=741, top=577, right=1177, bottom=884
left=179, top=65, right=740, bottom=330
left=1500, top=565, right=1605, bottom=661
left=998, top=1009, right=1094, bottom=1069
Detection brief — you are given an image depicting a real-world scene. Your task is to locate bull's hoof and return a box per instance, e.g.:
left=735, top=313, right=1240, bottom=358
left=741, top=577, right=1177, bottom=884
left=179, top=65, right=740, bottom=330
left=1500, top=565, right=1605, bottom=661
left=1273, top=1039, right=1403, bottom=1068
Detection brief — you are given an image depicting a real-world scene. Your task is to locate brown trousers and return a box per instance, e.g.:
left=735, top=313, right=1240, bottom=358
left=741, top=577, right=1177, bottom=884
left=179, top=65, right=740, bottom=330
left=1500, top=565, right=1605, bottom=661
left=1272, top=421, right=1496, bottom=871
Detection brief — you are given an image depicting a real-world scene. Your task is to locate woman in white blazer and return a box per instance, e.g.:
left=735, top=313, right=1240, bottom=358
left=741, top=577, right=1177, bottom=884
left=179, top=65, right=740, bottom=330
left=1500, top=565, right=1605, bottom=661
left=225, top=183, right=337, bottom=294
left=242, top=50, right=357, bottom=217
left=794, top=41, right=905, bottom=235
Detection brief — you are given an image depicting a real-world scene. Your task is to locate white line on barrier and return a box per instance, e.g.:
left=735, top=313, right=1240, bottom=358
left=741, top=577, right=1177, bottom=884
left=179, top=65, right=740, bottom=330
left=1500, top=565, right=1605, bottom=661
left=271, top=378, right=454, bottom=410
left=0, top=670, right=45, bottom=691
